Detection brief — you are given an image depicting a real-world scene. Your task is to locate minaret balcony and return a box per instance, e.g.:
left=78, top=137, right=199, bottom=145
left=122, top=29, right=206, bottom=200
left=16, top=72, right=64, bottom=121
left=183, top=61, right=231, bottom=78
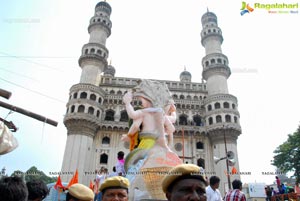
left=201, top=31, right=223, bottom=46
left=202, top=53, right=228, bottom=68
left=88, top=18, right=111, bottom=37
left=64, top=112, right=100, bottom=125
left=204, top=108, right=240, bottom=118
left=202, top=65, right=231, bottom=80
left=78, top=54, right=108, bottom=67
left=203, top=94, right=237, bottom=105
left=206, top=123, right=242, bottom=143
left=64, top=114, right=100, bottom=137
left=70, top=83, right=106, bottom=96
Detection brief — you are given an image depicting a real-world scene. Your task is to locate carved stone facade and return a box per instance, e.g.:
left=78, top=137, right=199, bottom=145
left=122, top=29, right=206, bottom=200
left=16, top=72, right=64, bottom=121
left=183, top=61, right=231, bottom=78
left=61, top=1, right=242, bottom=195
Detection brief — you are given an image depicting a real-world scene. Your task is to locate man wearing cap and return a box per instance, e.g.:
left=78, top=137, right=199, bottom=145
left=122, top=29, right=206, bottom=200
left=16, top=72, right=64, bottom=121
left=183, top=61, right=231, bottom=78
left=162, top=164, right=208, bottom=201
left=67, top=183, right=94, bottom=201
left=99, top=176, right=129, bottom=201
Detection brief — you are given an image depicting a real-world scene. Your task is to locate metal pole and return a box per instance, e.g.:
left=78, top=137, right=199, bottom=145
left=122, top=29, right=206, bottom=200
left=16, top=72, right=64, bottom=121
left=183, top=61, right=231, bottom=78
left=182, top=127, right=185, bottom=163
left=0, top=88, right=12, bottom=99
left=223, top=126, right=231, bottom=190
left=0, top=100, right=58, bottom=127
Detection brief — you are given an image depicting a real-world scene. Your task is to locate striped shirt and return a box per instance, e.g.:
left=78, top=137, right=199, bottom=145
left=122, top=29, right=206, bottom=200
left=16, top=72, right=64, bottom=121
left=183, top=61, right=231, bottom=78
left=224, top=189, right=246, bottom=201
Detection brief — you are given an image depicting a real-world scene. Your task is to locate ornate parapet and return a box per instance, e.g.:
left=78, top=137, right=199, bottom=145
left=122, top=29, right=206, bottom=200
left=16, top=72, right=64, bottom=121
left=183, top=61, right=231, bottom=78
left=64, top=114, right=100, bottom=138
left=204, top=108, right=240, bottom=118
left=202, top=66, right=231, bottom=81
left=203, top=94, right=237, bottom=105
left=70, top=83, right=106, bottom=96
left=206, top=123, right=241, bottom=144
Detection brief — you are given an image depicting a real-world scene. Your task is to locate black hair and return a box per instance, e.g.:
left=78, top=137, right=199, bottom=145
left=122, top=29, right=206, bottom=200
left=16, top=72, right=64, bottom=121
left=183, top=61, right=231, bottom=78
left=0, top=176, right=28, bottom=201
left=26, top=179, right=49, bottom=200
left=232, top=179, right=242, bottom=190
left=209, top=176, right=220, bottom=186
left=117, top=151, right=124, bottom=159
left=66, top=192, right=79, bottom=201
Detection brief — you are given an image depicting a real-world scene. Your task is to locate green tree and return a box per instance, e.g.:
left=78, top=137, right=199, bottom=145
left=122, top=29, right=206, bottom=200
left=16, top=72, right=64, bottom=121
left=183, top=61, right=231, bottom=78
left=272, top=125, right=300, bottom=184
left=11, top=170, right=25, bottom=178
left=10, top=166, right=57, bottom=184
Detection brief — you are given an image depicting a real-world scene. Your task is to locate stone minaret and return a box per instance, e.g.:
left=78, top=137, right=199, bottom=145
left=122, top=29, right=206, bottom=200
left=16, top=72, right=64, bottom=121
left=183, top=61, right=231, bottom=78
left=201, top=11, right=242, bottom=194
left=61, top=1, right=112, bottom=185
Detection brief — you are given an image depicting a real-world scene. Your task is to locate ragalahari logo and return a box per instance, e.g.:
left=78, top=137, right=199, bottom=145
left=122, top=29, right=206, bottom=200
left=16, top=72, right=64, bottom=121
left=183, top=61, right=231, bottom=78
left=240, top=2, right=254, bottom=15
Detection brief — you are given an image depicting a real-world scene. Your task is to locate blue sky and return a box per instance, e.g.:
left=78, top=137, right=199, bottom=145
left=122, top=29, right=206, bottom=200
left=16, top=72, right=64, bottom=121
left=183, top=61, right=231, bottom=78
left=0, top=0, right=299, bottom=185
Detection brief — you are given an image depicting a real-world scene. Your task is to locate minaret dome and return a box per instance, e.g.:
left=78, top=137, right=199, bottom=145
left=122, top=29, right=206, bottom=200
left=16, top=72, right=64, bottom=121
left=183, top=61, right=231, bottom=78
left=180, top=67, right=192, bottom=82
left=104, top=64, right=116, bottom=77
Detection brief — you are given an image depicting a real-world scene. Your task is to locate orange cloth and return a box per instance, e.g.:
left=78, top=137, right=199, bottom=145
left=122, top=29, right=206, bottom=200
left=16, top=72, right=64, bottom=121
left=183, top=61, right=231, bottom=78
left=67, top=169, right=79, bottom=189
left=129, top=132, right=139, bottom=151
left=54, top=175, right=64, bottom=190
left=231, top=167, right=238, bottom=174
left=89, top=180, right=94, bottom=190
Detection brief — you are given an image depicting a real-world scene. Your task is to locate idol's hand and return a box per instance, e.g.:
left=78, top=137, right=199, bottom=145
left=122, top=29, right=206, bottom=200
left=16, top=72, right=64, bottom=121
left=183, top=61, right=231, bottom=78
left=123, top=91, right=133, bottom=104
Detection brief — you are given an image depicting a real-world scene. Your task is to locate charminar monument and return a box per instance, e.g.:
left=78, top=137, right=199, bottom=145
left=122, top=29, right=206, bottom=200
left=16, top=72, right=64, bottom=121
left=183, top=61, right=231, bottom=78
left=61, top=1, right=242, bottom=196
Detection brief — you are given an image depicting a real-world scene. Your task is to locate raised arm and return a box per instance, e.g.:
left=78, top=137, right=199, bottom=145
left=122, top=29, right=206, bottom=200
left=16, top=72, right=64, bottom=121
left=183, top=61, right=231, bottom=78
left=164, top=115, right=175, bottom=148
left=123, top=91, right=143, bottom=119
left=128, top=118, right=143, bottom=136
left=165, top=103, right=176, bottom=123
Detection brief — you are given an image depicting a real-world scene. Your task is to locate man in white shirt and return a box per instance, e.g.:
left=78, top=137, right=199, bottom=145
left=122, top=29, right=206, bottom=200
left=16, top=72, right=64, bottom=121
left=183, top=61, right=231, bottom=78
left=95, top=168, right=108, bottom=201
left=206, top=176, right=223, bottom=201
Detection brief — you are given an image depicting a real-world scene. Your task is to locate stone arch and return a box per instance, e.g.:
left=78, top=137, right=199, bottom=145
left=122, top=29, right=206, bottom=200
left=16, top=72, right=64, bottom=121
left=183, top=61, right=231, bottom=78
left=193, top=115, right=202, bottom=126
left=88, top=107, right=94, bottom=115
left=179, top=114, right=188, bottom=125
left=208, top=117, right=213, bottom=125
left=73, top=92, right=78, bottom=99
left=223, top=102, right=230, bottom=108
left=102, top=136, right=110, bottom=144
left=90, top=94, right=97, bottom=101
left=104, top=109, right=115, bottom=121
left=234, top=116, right=238, bottom=123
left=120, top=110, right=128, bottom=122
left=214, top=102, right=221, bottom=109
left=71, top=105, right=75, bottom=113
left=225, top=115, right=231, bottom=122
left=78, top=105, right=85, bottom=113
left=80, top=92, right=87, bottom=99
left=196, top=141, right=204, bottom=149
left=197, top=158, right=205, bottom=169
left=100, top=153, right=108, bottom=164
left=207, top=104, right=212, bottom=111
left=216, top=115, right=222, bottom=123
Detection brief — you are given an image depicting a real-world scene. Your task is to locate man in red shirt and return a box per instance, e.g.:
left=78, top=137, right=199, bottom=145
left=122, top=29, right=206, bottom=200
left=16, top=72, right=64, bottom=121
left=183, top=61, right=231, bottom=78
left=224, top=179, right=246, bottom=201
left=276, top=176, right=281, bottom=192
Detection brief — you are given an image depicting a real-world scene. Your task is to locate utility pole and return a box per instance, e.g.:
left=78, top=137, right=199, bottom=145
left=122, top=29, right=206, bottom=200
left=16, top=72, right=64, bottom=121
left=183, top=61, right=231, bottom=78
left=223, top=125, right=231, bottom=190
left=0, top=88, right=58, bottom=127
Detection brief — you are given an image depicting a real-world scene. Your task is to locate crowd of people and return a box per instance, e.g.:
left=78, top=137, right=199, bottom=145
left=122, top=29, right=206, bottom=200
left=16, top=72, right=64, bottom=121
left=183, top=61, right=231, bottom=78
left=0, top=163, right=251, bottom=201
left=265, top=176, right=300, bottom=201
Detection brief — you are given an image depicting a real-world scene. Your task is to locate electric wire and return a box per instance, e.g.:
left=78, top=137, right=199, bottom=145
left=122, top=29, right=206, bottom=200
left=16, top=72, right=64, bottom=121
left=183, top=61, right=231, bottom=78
left=0, top=77, right=66, bottom=104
